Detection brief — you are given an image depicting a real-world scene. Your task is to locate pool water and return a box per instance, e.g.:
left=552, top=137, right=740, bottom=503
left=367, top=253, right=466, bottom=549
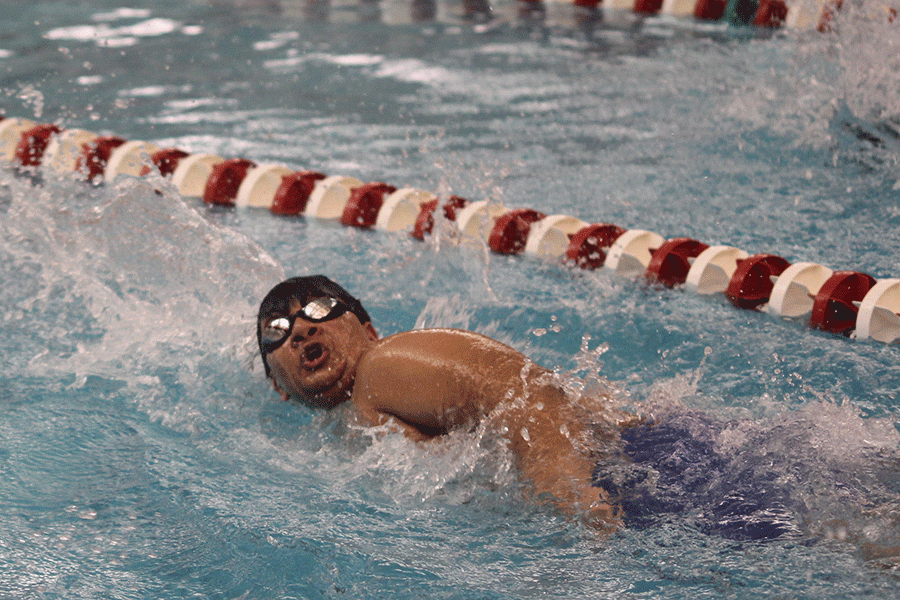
left=2, top=0, right=900, bottom=597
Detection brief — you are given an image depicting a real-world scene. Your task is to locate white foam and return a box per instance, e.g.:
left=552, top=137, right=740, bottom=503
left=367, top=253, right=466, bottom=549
left=1, top=171, right=284, bottom=430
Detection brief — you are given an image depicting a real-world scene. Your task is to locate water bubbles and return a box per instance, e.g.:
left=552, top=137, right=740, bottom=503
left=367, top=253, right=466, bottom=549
left=16, top=84, right=44, bottom=118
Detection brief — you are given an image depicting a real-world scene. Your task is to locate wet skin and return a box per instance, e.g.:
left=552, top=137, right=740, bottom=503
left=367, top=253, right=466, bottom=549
left=264, top=304, right=624, bottom=529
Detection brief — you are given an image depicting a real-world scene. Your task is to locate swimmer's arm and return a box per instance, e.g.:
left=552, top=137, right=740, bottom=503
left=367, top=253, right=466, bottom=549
left=352, top=331, right=621, bottom=529
left=350, top=335, right=486, bottom=440
left=497, top=385, right=621, bottom=531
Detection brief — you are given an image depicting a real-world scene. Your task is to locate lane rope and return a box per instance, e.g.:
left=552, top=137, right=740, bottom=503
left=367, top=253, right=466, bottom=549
left=2, top=114, right=898, bottom=345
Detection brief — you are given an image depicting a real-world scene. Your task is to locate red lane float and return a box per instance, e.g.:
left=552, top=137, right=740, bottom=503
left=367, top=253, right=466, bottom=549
left=817, top=0, right=842, bottom=32
left=634, top=0, right=664, bottom=14
left=143, top=148, right=189, bottom=176
left=15, top=124, right=61, bottom=167
left=77, top=135, right=126, bottom=182
left=565, top=223, right=626, bottom=270
left=203, top=158, right=256, bottom=206
left=725, top=254, right=791, bottom=310
left=693, top=0, right=726, bottom=20
left=646, top=237, right=709, bottom=287
left=271, top=171, right=327, bottom=216
left=810, top=271, right=876, bottom=335
left=488, top=209, right=547, bottom=255
left=340, top=182, right=397, bottom=228
left=753, top=0, right=789, bottom=26
left=413, top=199, right=439, bottom=240
left=412, top=195, right=468, bottom=240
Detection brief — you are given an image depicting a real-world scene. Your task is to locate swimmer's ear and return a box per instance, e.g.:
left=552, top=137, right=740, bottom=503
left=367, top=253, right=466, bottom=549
left=364, top=322, right=378, bottom=341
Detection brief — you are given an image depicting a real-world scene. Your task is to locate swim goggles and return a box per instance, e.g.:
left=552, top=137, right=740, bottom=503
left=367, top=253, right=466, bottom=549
left=260, top=296, right=347, bottom=353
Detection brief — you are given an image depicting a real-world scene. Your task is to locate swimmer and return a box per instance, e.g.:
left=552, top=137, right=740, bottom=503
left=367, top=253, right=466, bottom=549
left=257, top=275, right=803, bottom=539
left=258, top=275, right=628, bottom=530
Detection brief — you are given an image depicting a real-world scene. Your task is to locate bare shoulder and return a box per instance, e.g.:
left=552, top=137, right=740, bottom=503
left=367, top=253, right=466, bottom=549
left=352, top=328, right=523, bottom=435
left=351, top=328, right=547, bottom=434
left=363, top=328, right=541, bottom=376
left=372, top=328, right=516, bottom=353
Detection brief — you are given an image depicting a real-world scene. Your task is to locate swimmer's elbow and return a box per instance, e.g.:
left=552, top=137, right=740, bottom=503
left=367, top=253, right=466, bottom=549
left=381, top=410, right=448, bottom=440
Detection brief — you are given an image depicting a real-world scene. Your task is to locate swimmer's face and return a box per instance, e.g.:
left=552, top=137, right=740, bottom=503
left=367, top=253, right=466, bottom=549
left=263, top=297, right=378, bottom=410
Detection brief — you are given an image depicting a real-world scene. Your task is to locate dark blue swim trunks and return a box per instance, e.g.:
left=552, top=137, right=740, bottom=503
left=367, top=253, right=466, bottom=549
left=592, top=412, right=802, bottom=541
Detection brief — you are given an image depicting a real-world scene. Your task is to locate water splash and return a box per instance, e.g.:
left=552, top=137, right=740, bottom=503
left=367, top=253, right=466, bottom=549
left=832, top=0, right=900, bottom=124
left=15, top=84, right=44, bottom=118
left=1, top=169, right=284, bottom=428
left=414, top=294, right=473, bottom=330
left=348, top=421, right=518, bottom=505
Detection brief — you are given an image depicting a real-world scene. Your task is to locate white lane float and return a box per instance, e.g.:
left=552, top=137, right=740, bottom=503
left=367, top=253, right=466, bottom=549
left=766, top=262, right=833, bottom=319
left=171, top=153, right=225, bottom=197
left=686, top=245, right=749, bottom=295
left=104, top=140, right=160, bottom=180
left=305, top=175, right=363, bottom=219
left=604, top=229, right=666, bottom=278
left=42, top=129, right=99, bottom=173
left=235, top=163, right=294, bottom=208
left=375, top=187, right=438, bottom=232
left=0, top=118, right=37, bottom=161
left=1, top=112, right=898, bottom=346
left=660, top=0, right=696, bottom=17
left=524, top=214, right=589, bottom=258
left=455, top=200, right=508, bottom=240
left=855, top=278, right=900, bottom=343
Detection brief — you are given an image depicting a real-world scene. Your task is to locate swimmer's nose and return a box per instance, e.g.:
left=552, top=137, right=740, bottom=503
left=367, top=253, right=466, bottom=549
left=289, top=323, right=318, bottom=344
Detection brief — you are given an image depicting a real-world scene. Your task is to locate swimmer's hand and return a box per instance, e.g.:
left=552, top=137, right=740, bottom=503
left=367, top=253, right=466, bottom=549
left=583, top=499, right=622, bottom=535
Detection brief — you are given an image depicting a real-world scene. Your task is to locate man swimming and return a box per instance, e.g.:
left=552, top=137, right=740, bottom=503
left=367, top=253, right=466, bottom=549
left=257, top=275, right=801, bottom=539
left=257, top=275, right=626, bottom=530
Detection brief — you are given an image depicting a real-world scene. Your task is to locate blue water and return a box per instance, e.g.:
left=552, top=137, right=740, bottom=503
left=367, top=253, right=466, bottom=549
left=2, top=0, right=900, bottom=597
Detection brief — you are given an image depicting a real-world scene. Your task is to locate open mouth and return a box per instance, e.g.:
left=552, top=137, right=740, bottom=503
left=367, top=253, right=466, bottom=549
left=301, top=342, right=328, bottom=369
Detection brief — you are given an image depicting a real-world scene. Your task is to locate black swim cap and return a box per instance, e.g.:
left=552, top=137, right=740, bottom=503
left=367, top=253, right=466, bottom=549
left=256, top=275, right=371, bottom=376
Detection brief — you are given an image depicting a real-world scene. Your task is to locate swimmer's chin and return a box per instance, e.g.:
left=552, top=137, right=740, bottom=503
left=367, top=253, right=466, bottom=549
left=291, top=383, right=352, bottom=410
